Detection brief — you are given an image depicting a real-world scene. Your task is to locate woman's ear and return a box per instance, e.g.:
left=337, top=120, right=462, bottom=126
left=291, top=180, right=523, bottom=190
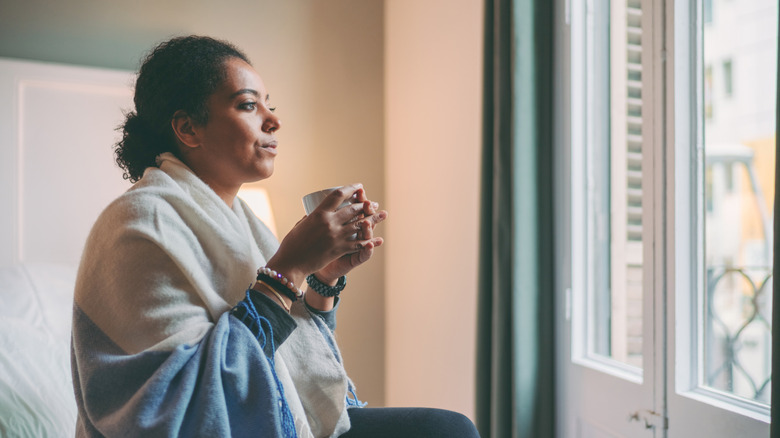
left=171, top=110, right=200, bottom=149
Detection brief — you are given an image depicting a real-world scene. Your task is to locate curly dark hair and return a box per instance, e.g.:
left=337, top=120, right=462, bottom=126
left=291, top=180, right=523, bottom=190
left=115, top=36, right=251, bottom=182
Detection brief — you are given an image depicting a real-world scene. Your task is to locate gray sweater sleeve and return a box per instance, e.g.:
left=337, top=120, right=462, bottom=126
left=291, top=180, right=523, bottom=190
left=304, top=296, right=341, bottom=332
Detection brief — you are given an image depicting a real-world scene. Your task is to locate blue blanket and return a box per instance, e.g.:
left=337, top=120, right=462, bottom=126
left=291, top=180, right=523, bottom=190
left=71, top=300, right=292, bottom=437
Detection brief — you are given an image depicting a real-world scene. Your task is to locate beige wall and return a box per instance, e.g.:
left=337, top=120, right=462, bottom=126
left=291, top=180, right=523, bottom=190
left=384, top=0, right=483, bottom=420
left=0, top=0, right=387, bottom=406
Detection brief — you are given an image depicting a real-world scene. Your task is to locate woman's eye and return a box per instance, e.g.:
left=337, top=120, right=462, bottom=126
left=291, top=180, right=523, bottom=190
left=269, top=106, right=277, bottom=113
left=239, top=102, right=257, bottom=110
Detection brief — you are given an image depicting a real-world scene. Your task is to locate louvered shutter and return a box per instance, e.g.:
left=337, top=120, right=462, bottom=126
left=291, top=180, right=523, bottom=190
left=609, top=0, right=644, bottom=366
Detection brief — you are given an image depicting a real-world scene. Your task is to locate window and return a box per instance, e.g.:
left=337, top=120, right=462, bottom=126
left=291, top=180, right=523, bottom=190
left=563, top=0, right=775, bottom=435
left=574, top=0, right=645, bottom=372
left=700, top=0, right=774, bottom=406
left=705, top=65, right=714, bottom=119
left=704, top=0, right=714, bottom=24
left=722, top=59, right=733, bottom=97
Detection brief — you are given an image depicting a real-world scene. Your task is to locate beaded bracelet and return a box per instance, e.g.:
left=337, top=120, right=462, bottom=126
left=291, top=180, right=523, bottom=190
left=257, top=266, right=304, bottom=302
left=306, top=274, right=347, bottom=298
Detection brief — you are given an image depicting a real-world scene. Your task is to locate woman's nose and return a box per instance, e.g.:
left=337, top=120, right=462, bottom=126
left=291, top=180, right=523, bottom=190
left=262, top=111, right=281, bottom=134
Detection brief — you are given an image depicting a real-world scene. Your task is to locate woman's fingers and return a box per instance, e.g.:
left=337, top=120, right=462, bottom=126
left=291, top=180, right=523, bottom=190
left=353, top=237, right=383, bottom=265
left=334, top=201, right=386, bottom=226
left=335, top=202, right=369, bottom=224
left=363, top=201, right=378, bottom=216
left=362, top=220, right=373, bottom=240
left=355, top=187, right=369, bottom=203
left=352, top=209, right=387, bottom=236
left=350, top=219, right=372, bottom=241
left=350, top=234, right=383, bottom=254
left=357, top=242, right=373, bottom=264
left=367, top=209, right=388, bottom=227
left=340, top=209, right=387, bottom=242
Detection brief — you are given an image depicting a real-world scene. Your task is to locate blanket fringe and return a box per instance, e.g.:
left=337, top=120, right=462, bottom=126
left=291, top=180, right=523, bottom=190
left=234, top=291, right=298, bottom=438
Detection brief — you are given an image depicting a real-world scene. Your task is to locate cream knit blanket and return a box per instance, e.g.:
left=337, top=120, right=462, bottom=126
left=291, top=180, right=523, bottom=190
left=73, top=152, right=352, bottom=437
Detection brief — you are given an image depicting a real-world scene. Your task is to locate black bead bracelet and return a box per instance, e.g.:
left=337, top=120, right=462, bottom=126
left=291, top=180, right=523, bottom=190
left=306, top=274, right=347, bottom=298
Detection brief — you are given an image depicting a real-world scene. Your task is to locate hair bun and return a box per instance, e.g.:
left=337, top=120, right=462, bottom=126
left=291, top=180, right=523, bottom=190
left=114, top=111, right=169, bottom=182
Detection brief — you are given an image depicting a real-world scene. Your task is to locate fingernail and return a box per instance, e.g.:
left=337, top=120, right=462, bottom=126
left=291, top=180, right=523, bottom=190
left=372, top=202, right=379, bottom=209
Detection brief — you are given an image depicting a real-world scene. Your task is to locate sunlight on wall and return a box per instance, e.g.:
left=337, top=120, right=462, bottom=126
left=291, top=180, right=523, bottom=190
left=385, top=0, right=483, bottom=420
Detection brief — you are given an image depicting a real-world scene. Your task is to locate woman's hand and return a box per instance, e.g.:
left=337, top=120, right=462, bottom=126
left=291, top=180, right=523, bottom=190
left=265, top=184, right=385, bottom=289
left=305, top=189, right=387, bottom=311
left=313, top=197, right=387, bottom=285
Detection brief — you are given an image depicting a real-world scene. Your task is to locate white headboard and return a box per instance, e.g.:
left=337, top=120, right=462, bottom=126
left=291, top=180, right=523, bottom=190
left=0, top=58, right=135, bottom=267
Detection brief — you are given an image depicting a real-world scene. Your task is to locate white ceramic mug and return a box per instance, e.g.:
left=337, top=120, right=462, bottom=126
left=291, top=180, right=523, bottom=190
left=302, top=186, right=352, bottom=215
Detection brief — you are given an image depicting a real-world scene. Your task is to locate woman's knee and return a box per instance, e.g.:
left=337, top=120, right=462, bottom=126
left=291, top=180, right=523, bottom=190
left=344, top=407, right=479, bottom=438
left=423, top=409, right=479, bottom=437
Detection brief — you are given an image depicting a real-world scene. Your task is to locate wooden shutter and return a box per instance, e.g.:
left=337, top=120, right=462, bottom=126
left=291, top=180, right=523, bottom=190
left=609, top=0, right=644, bottom=366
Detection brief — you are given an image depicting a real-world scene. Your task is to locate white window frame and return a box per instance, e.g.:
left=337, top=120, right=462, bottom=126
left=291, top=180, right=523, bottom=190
left=562, top=0, right=772, bottom=435
left=668, top=0, right=772, bottom=424
left=570, top=0, right=649, bottom=383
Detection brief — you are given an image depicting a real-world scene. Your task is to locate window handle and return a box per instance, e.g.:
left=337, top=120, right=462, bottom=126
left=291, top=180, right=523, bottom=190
left=628, top=410, right=668, bottom=430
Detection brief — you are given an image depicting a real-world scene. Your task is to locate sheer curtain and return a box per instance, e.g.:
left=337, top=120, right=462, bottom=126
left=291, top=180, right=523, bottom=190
left=475, top=0, right=555, bottom=437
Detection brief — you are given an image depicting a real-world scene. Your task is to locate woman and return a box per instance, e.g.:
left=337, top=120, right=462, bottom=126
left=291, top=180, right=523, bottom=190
left=71, top=35, right=478, bottom=438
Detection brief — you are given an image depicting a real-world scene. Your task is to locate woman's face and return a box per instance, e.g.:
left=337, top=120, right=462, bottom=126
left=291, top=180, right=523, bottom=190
left=190, top=57, right=281, bottom=190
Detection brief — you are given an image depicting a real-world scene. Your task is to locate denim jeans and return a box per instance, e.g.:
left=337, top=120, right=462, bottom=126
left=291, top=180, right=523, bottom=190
left=340, top=407, right=480, bottom=438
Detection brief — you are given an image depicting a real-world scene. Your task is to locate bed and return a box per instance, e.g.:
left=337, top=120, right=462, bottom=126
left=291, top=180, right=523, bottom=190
left=0, top=58, right=135, bottom=436
left=0, top=263, right=78, bottom=436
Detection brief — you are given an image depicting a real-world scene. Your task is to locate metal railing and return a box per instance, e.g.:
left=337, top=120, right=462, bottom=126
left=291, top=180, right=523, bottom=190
left=705, top=266, right=772, bottom=403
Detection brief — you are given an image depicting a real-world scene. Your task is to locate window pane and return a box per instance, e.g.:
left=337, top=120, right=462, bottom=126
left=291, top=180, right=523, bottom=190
left=701, top=0, right=777, bottom=405
left=586, top=0, right=644, bottom=370
left=587, top=0, right=612, bottom=361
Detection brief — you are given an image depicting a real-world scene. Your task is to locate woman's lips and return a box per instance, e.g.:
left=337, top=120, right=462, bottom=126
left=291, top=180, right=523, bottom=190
left=260, top=141, right=278, bottom=155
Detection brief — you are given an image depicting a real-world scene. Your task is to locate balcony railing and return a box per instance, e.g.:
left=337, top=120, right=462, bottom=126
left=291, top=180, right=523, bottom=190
left=705, top=266, right=772, bottom=403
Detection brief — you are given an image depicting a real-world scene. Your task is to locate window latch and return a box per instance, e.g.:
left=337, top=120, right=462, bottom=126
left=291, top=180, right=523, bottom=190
left=628, top=410, right=668, bottom=430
